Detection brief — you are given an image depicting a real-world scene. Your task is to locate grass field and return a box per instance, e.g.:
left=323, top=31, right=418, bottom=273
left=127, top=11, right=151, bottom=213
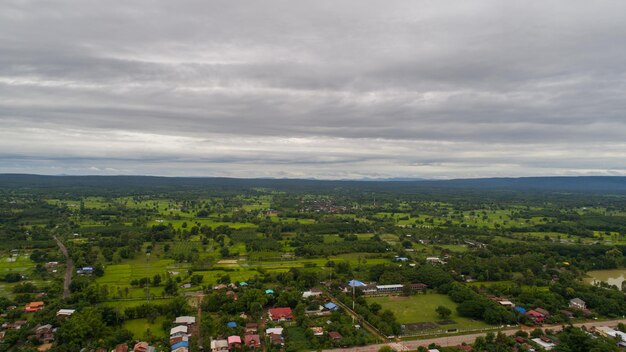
left=0, top=253, right=36, bottom=276
left=366, top=294, right=491, bottom=332
left=123, top=316, right=167, bottom=339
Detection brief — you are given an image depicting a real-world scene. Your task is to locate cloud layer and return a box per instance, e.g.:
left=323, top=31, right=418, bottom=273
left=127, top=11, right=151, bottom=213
left=2, top=0, right=626, bottom=178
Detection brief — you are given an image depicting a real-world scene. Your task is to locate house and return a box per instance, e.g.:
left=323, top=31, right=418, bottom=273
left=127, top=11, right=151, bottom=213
left=76, top=266, right=93, bottom=275
left=25, top=301, right=45, bottom=313
left=531, top=337, right=556, bottom=350
left=226, top=321, right=237, bottom=328
left=170, top=325, right=188, bottom=337
left=361, top=284, right=378, bottom=295
left=56, top=309, right=75, bottom=317
left=534, top=308, right=550, bottom=317
left=225, top=290, right=238, bottom=301
left=2, top=320, right=27, bottom=330
left=348, top=279, right=366, bottom=287
left=175, top=316, right=196, bottom=325
left=514, top=306, right=527, bottom=314
left=133, top=342, right=157, bottom=352
left=170, top=335, right=188, bottom=346
left=324, top=302, right=338, bottom=311
left=180, top=283, right=192, bottom=289
left=596, top=326, right=626, bottom=340
left=35, top=324, right=54, bottom=343
left=560, top=310, right=574, bottom=319
left=265, top=289, right=275, bottom=295
left=393, top=256, right=409, bottom=262
left=302, top=288, right=323, bottom=298
left=268, top=333, right=284, bottom=346
left=328, top=331, right=343, bottom=340
left=498, top=300, right=515, bottom=308
left=245, top=323, right=258, bottom=333
left=310, top=327, right=324, bottom=336
left=44, top=262, right=58, bottom=271
left=114, top=343, right=129, bottom=352
left=227, top=335, right=242, bottom=349
left=268, top=307, right=293, bottom=321
left=426, top=257, right=445, bottom=264
left=376, top=284, right=404, bottom=294
left=569, top=298, right=586, bottom=310
left=210, top=339, right=229, bottom=352
left=244, top=334, right=261, bottom=349
left=171, top=340, right=189, bottom=351
left=526, top=310, right=546, bottom=323
left=266, top=327, right=284, bottom=336
left=213, top=284, right=227, bottom=290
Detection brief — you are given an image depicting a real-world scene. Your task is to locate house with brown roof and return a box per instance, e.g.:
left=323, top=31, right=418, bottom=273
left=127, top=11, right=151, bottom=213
left=34, top=324, right=54, bottom=343
left=114, top=343, right=129, bottom=352
left=328, top=331, right=342, bottom=340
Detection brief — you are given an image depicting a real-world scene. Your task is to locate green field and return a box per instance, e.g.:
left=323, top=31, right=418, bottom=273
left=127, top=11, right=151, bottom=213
left=366, top=294, right=492, bottom=332
left=123, top=316, right=168, bottom=339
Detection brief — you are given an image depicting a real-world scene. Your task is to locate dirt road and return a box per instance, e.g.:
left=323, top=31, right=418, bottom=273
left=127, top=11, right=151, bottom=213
left=54, top=236, right=72, bottom=300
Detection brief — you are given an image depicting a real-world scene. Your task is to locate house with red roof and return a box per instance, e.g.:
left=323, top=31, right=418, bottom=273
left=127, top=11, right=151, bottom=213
left=526, top=309, right=546, bottom=323
left=25, top=301, right=44, bottom=313
left=268, top=307, right=293, bottom=321
left=244, top=334, right=261, bottom=349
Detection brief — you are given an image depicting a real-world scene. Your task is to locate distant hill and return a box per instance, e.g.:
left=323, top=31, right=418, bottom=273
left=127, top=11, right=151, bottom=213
left=1, top=174, right=626, bottom=195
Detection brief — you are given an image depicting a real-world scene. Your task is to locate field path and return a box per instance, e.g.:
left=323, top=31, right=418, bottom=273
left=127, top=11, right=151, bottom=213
left=326, top=292, right=388, bottom=343
left=321, top=318, right=626, bottom=352
left=54, top=235, right=72, bottom=300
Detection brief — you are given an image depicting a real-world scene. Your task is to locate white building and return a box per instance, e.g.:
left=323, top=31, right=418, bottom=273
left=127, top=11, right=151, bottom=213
left=170, top=325, right=188, bottom=337
left=175, top=316, right=196, bottom=325
left=375, top=284, right=404, bottom=293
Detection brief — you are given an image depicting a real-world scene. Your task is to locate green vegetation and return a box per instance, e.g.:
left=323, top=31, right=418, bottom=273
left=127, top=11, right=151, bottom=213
left=2, top=175, right=626, bottom=351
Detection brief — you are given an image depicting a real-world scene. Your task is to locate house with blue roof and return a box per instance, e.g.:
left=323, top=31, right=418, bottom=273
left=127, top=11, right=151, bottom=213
left=324, top=302, right=338, bottom=311
left=227, top=321, right=237, bottom=328
left=348, top=280, right=365, bottom=287
left=171, top=340, right=189, bottom=350
left=514, top=306, right=527, bottom=314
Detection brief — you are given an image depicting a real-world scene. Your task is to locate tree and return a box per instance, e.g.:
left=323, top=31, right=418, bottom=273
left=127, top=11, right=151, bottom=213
left=436, top=305, right=452, bottom=319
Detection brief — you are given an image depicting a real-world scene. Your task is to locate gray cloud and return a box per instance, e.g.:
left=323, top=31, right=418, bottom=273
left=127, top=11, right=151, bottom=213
left=1, top=0, right=626, bottom=178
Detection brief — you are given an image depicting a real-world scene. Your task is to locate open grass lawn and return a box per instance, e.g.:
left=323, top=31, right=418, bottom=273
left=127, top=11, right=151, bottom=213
left=123, top=316, right=167, bottom=339
left=97, top=256, right=189, bottom=298
left=366, top=294, right=491, bottom=331
left=100, top=298, right=174, bottom=309
left=0, top=253, right=35, bottom=275
left=438, top=244, right=469, bottom=253
left=162, top=218, right=257, bottom=230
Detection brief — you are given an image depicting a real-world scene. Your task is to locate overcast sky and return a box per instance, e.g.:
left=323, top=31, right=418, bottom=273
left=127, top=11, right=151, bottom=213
left=2, top=1, right=626, bottom=179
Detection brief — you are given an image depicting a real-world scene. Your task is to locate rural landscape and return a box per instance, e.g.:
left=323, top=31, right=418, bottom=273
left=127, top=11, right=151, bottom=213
left=1, top=175, right=626, bottom=351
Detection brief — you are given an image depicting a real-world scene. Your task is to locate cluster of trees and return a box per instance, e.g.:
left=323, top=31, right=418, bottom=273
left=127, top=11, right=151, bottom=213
left=447, top=283, right=517, bottom=325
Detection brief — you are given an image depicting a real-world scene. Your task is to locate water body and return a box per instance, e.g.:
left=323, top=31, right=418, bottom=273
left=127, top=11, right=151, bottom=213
left=585, top=269, right=626, bottom=290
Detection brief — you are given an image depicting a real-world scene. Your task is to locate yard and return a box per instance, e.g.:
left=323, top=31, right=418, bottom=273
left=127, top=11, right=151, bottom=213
left=366, top=294, right=492, bottom=333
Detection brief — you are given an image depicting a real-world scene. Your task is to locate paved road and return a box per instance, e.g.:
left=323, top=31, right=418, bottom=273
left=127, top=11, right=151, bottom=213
left=322, top=318, right=626, bottom=352
left=54, top=236, right=72, bottom=300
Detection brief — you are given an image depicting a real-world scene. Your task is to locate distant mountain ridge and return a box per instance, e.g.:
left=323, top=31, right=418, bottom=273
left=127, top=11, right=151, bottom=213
left=1, top=174, right=626, bottom=194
